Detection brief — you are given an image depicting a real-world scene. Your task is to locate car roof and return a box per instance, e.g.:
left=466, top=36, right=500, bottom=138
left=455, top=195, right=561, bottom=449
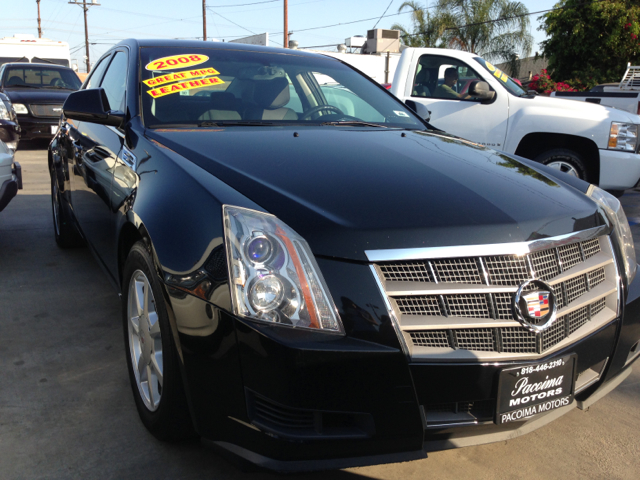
left=3, top=62, right=73, bottom=69
left=113, top=38, right=330, bottom=60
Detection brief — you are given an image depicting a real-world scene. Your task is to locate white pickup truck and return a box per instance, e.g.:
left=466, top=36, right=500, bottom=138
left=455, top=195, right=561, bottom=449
left=390, top=48, right=640, bottom=193
left=552, top=65, right=640, bottom=115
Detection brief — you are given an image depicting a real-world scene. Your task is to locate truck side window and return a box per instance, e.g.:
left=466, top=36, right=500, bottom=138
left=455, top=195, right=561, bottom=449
left=412, top=55, right=483, bottom=101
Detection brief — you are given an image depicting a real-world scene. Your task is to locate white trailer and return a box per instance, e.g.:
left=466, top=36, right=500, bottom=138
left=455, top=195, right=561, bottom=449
left=0, top=34, right=71, bottom=67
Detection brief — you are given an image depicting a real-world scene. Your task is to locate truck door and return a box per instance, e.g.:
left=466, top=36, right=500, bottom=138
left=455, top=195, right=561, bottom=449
left=407, top=54, right=509, bottom=150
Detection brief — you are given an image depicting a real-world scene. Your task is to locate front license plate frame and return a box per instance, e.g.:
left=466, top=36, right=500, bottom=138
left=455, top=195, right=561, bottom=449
left=496, top=354, right=577, bottom=425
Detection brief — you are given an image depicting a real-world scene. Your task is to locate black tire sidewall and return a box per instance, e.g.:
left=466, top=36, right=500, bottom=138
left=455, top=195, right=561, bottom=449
left=121, top=241, right=194, bottom=441
left=535, top=149, right=588, bottom=181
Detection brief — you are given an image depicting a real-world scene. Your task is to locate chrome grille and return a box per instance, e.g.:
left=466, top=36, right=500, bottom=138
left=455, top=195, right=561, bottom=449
left=29, top=103, right=63, bottom=118
left=431, top=258, right=482, bottom=284
left=378, top=261, right=431, bottom=282
left=455, top=328, right=494, bottom=351
left=399, top=268, right=604, bottom=319
left=531, top=249, right=559, bottom=281
left=378, top=238, right=601, bottom=286
left=485, top=255, right=529, bottom=285
left=371, top=231, right=619, bottom=361
left=396, top=296, right=441, bottom=315
left=445, top=294, right=491, bottom=318
left=407, top=298, right=609, bottom=354
left=582, top=238, right=601, bottom=258
left=410, top=330, right=450, bottom=348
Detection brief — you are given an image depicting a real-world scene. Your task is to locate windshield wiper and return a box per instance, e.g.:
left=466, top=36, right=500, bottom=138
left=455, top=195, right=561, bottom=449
left=320, top=120, right=389, bottom=128
left=5, top=84, right=39, bottom=88
left=198, top=121, right=275, bottom=127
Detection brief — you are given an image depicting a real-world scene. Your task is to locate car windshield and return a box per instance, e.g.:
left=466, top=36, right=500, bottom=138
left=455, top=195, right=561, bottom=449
left=140, top=47, right=425, bottom=129
left=2, top=66, right=81, bottom=90
left=473, top=57, right=527, bottom=97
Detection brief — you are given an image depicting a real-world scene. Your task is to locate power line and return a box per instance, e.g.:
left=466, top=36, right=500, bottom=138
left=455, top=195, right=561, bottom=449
left=209, top=0, right=278, bottom=7
left=373, top=0, right=394, bottom=29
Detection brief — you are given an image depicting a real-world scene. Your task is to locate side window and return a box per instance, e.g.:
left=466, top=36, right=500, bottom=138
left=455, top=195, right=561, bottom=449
left=85, top=55, right=110, bottom=90
left=412, top=55, right=483, bottom=101
left=99, top=51, right=128, bottom=112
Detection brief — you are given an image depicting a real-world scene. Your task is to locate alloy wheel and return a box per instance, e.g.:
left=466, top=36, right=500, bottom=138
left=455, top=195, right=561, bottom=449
left=546, top=160, right=580, bottom=178
left=127, top=270, right=164, bottom=411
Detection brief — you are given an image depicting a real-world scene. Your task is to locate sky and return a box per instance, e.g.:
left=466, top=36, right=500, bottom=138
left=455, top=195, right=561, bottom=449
left=3, top=0, right=559, bottom=72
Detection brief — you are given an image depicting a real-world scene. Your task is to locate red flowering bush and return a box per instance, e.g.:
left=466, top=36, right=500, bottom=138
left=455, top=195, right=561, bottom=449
left=529, top=69, right=583, bottom=94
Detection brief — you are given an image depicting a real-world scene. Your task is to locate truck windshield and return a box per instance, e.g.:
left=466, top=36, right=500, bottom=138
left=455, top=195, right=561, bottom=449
left=473, top=57, right=527, bottom=97
left=140, top=47, right=425, bottom=129
left=2, top=66, right=81, bottom=90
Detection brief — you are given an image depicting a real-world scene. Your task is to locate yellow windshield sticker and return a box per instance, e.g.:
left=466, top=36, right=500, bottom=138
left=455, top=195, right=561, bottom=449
left=145, top=54, right=209, bottom=71
left=485, top=62, right=496, bottom=72
left=501, top=72, right=508, bottom=82
left=143, top=67, right=220, bottom=87
left=147, top=76, right=225, bottom=98
left=493, top=69, right=503, bottom=79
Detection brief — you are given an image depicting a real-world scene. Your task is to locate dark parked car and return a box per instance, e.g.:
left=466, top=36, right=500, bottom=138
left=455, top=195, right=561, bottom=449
left=0, top=63, right=81, bottom=142
left=0, top=92, right=20, bottom=150
left=49, top=39, right=640, bottom=472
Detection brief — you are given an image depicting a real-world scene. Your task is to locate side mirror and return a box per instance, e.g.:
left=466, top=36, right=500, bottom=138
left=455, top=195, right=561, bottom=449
left=63, top=88, right=124, bottom=128
left=404, top=99, right=431, bottom=122
left=468, top=81, right=495, bottom=103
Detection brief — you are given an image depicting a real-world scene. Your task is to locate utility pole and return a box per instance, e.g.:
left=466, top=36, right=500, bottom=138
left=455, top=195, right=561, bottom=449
left=202, top=0, right=207, bottom=41
left=69, top=0, right=100, bottom=73
left=36, top=0, right=43, bottom=38
left=283, top=0, right=288, bottom=48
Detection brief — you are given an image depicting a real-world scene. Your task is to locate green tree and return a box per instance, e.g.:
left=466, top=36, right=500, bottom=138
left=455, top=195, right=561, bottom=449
left=436, top=0, right=533, bottom=63
left=540, top=0, right=640, bottom=89
left=391, top=1, right=445, bottom=48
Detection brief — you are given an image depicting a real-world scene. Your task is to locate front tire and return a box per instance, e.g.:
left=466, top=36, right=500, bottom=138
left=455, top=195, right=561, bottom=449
left=535, top=148, right=588, bottom=181
left=122, top=241, right=196, bottom=441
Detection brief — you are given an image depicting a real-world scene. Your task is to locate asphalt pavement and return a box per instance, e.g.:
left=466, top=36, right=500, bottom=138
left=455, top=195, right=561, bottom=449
left=1, top=143, right=639, bottom=480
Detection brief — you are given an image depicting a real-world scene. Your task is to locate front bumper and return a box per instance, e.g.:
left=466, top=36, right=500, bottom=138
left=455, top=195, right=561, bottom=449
left=15, top=115, right=58, bottom=140
left=166, top=255, right=640, bottom=472
left=0, top=120, right=20, bottom=150
left=0, top=161, right=22, bottom=212
left=599, top=149, right=640, bottom=190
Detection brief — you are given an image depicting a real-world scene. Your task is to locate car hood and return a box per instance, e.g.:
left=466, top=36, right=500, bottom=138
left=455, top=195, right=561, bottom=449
left=2, top=88, right=73, bottom=104
left=147, top=127, right=604, bottom=261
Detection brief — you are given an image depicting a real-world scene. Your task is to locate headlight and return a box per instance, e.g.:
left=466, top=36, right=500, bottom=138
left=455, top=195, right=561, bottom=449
left=223, top=205, right=344, bottom=333
left=608, top=122, right=638, bottom=152
left=0, top=101, right=9, bottom=120
left=588, top=185, right=637, bottom=283
left=13, top=103, right=28, bottom=115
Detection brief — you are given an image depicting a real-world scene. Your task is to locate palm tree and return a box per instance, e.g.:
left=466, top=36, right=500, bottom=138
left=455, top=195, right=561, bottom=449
left=436, top=0, right=533, bottom=63
left=391, top=1, right=445, bottom=48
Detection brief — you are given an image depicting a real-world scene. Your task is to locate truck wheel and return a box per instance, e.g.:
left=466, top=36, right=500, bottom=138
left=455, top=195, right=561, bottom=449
left=534, top=149, right=588, bottom=181
left=122, top=241, right=196, bottom=441
left=51, top=171, right=84, bottom=248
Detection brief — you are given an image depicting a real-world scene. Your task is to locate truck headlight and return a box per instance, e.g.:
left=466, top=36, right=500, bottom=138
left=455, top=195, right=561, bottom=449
left=223, top=205, right=344, bottom=334
left=13, top=103, right=28, bottom=115
left=588, top=185, right=637, bottom=283
left=608, top=122, right=638, bottom=152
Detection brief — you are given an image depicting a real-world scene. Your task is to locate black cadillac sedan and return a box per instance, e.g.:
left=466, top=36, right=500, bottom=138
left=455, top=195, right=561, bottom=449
left=49, top=39, right=640, bottom=472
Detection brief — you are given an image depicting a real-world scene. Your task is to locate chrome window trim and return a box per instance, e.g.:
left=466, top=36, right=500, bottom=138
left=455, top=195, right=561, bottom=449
left=365, top=225, right=610, bottom=262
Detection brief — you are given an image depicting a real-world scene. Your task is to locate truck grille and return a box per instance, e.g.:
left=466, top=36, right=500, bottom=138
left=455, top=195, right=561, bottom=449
left=369, top=229, right=619, bottom=361
left=29, top=104, right=63, bottom=118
